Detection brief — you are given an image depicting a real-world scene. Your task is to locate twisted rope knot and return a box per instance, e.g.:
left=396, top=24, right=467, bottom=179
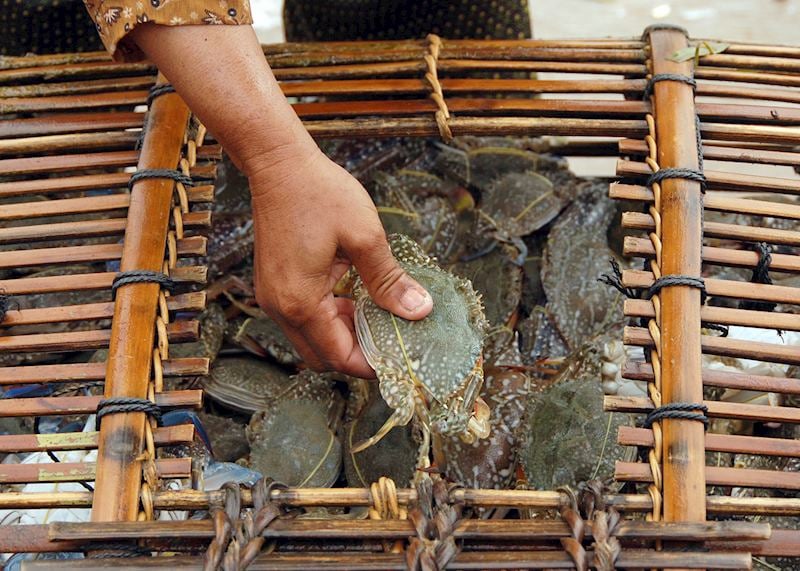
left=557, top=486, right=589, bottom=571
left=424, top=33, right=453, bottom=143
left=204, top=479, right=286, bottom=571
left=576, top=480, right=621, bottom=571
left=406, top=479, right=462, bottom=571
left=740, top=242, right=778, bottom=314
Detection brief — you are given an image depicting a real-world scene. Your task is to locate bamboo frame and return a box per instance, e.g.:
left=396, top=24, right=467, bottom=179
left=0, top=31, right=799, bottom=565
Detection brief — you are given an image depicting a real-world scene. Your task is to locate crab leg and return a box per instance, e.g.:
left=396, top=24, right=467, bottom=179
left=351, top=367, right=416, bottom=453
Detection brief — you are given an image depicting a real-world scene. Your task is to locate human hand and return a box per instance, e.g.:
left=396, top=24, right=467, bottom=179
left=248, top=145, right=433, bottom=378
left=125, top=24, right=430, bottom=376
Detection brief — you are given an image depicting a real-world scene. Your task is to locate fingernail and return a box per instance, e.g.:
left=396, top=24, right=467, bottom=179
left=400, top=287, right=430, bottom=312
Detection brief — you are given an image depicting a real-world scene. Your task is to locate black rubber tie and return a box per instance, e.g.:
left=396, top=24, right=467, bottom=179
left=646, top=274, right=707, bottom=305
left=96, top=397, right=163, bottom=426
left=643, top=73, right=696, bottom=100
left=643, top=402, right=709, bottom=430
left=146, top=83, right=176, bottom=107
left=128, top=168, right=194, bottom=191
left=647, top=167, right=707, bottom=192
left=111, top=270, right=175, bottom=297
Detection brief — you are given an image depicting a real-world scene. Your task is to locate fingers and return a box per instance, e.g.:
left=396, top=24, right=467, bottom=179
left=342, top=230, right=433, bottom=321
left=269, top=293, right=375, bottom=379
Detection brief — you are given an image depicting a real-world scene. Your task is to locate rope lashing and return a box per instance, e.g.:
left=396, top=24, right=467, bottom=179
left=111, top=270, right=175, bottom=297
left=643, top=402, right=709, bottom=430
left=646, top=167, right=707, bottom=190
left=645, top=274, right=707, bottom=305
left=146, top=83, right=176, bottom=108
left=128, top=168, right=194, bottom=191
left=642, top=73, right=696, bottom=100
left=96, top=397, right=163, bottom=426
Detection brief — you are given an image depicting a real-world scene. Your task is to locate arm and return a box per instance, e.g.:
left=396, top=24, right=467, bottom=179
left=128, top=24, right=432, bottom=378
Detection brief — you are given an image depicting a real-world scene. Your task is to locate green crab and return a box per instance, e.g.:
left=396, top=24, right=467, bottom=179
left=352, top=234, right=491, bottom=461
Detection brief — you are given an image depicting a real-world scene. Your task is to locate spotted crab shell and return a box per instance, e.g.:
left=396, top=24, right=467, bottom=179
left=354, top=234, right=487, bottom=401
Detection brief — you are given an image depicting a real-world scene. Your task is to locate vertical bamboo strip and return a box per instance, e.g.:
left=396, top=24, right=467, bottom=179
left=91, top=76, right=191, bottom=522
left=647, top=28, right=707, bottom=525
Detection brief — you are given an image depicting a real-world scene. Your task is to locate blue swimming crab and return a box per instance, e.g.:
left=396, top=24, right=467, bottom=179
left=351, top=234, right=491, bottom=466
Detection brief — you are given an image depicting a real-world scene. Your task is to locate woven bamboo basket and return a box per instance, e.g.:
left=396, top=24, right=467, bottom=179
left=0, top=24, right=797, bottom=569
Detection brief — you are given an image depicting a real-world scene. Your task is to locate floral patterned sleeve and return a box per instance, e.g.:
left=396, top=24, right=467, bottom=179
left=83, top=0, right=253, bottom=61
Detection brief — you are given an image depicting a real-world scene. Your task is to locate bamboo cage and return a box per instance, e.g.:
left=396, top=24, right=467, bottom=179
left=0, top=24, right=797, bottom=569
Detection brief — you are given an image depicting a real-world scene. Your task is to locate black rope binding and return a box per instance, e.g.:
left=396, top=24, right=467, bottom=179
left=642, top=73, right=696, bottom=100
left=96, top=397, right=163, bottom=426
left=647, top=168, right=707, bottom=192
left=643, top=402, right=709, bottom=430
left=111, top=270, right=175, bottom=297
left=146, top=83, right=175, bottom=108
left=646, top=274, right=707, bottom=305
left=128, top=168, right=194, bottom=191
left=739, top=242, right=778, bottom=313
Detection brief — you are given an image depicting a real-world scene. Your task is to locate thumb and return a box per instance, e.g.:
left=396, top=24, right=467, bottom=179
left=344, top=232, right=433, bottom=320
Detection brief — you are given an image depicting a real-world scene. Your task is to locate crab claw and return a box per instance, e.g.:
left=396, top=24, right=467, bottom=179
left=462, top=396, right=491, bottom=443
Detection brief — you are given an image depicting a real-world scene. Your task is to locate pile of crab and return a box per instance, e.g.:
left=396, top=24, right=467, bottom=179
left=186, top=136, right=799, bottom=537
left=196, top=137, right=637, bottom=497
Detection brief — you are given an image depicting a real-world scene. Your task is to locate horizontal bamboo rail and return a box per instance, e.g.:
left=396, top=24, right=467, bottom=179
left=618, top=426, right=800, bottom=457
left=36, top=519, right=770, bottom=544
left=624, top=325, right=800, bottom=367
left=622, top=211, right=800, bottom=247
left=0, top=487, right=796, bottom=516
left=0, top=265, right=207, bottom=295
left=616, top=461, right=800, bottom=490
left=0, top=358, right=208, bottom=385
left=0, top=458, right=190, bottom=484
left=0, top=321, right=198, bottom=353
left=0, top=211, right=211, bottom=244
left=606, top=394, right=800, bottom=425
left=0, top=237, right=206, bottom=269
left=624, top=298, right=800, bottom=331
left=20, top=550, right=753, bottom=570
left=0, top=424, right=194, bottom=453
left=1, top=292, right=205, bottom=327
left=0, top=390, right=202, bottom=417
left=622, top=360, right=800, bottom=396
left=622, top=268, right=800, bottom=306
left=624, top=236, right=800, bottom=273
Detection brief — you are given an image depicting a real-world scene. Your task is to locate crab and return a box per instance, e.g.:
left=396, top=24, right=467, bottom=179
left=351, top=234, right=491, bottom=467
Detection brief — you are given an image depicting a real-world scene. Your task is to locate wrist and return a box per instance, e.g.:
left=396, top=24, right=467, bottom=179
left=244, top=136, right=325, bottom=203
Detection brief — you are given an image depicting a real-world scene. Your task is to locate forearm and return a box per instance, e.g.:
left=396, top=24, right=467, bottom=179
left=130, top=24, right=318, bottom=188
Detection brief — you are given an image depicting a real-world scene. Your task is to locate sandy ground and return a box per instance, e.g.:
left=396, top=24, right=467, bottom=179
left=250, top=0, right=800, bottom=45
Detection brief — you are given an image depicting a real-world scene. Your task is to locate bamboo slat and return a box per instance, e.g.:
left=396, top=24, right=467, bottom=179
left=0, top=358, right=209, bottom=385
left=618, top=426, right=800, bottom=457
left=0, top=458, right=190, bottom=484
left=0, top=390, right=202, bottom=417
left=0, top=424, right=194, bottom=453
left=622, top=360, right=800, bottom=396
